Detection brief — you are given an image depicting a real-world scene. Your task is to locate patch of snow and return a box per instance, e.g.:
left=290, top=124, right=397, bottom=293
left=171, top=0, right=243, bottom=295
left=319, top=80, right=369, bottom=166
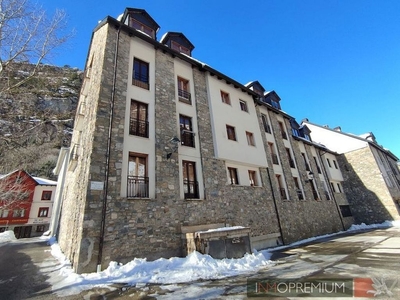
left=43, top=220, right=400, bottom=297
left=0, top=230, right=17, bottom=244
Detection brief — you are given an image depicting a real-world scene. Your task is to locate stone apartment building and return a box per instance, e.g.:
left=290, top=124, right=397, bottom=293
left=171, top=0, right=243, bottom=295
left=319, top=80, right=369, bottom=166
left=57, top=7, right=352, bottom=274
left=302, top=120, right=400, bottom=224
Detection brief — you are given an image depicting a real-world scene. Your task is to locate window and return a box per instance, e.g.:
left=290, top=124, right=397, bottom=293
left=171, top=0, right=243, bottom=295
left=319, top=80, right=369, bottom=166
left=130, top=100, right=149, bottom=137
left=228, top=167, right=239, bottom=185
left=128, top=154, right=149, bottom=198
left=246, top=131, right=255, bottom=146
left=330, top=182, right=335, bottom=192
left=333, top=160, right=338, bottom=169
left=221, top=91, right=231, bottom=105
left=182, top=161, right=199, bottom=199
left=38, top=207, right=49, bottom=217
left=41, top=191, right=52, bottom=200
left=314, top=157, right=322, bottom=174
left=340, top=205, right=353, bottom=217
left=310, top=181, right=319, bottom=200
left=133, top=58, right=149, bottom=89
left=301, top=153, right=310, bottom=171
left=129, top=18, right=155, bottom=38
left=180, top=115, right=195, bottom=147
left=36, top=225, right=45, bottom=232
left=269, top=143, right=279, bottom=165
left=239, top=100, right=248, bottom=112
left=293, top=177, right=304, bottom=200
left=226, top=125, right=236, bottom=141
left=171, top=41, right=190, bottom=55
left=0, top=210, right=9, bottom=218
left=177, top=77, right=191, bottom=103
left=286, top=148, right=295, bottom=168
left=13, top=209, right=25, bottom=218
left=327, top=158, right=332, bottom=168
left=336, top=183, right=342, bottom=193
left=261, top=114, right=271, bottom=133
left=248, top=170, right=258, bottom=186
left=278, top=122, right=287, bottom=139
left=291, top=128, right=299, bottom=137
left=276, top=175, right=287, bottom=200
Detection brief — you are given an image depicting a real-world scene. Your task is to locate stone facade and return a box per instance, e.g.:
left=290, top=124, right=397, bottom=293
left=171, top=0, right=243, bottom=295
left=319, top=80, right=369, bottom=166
left=57, top=11, right=355, bottom=274
left=339, top=147, right=400, bottom=224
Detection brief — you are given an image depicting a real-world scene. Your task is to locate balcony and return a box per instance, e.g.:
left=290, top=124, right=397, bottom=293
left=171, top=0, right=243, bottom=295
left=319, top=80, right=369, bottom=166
left=271, top=154, right=279, bottom=165
left=281, top=131, right=288, bottom=140
left=279, top=188, right=287, bottom=200
left=130, top=118, right=149, bottom=137
left=312, top=190, right=319, bottom=201
left=133, top=72, right=149, bottom=89
left=297, top=189, right=304, bottom=200
left=183, top=179, right=199, bottom=199
left=127, top=176, right=149, bottom=198
left=181, top=130, right=195, bottom=147
left=178, top=89, right=191, bottom=104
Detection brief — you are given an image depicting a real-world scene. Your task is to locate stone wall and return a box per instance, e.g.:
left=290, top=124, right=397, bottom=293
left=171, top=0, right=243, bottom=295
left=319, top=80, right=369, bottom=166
left=339, top=147, right=400, bottom=224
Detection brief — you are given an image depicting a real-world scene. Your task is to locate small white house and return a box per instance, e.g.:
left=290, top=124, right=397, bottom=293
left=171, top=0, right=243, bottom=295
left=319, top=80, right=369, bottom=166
left=28, top=177, right=57, bottom=237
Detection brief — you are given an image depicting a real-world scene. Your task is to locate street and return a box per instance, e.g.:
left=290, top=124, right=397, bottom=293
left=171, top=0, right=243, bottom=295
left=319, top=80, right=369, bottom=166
left=0, top=226, right=399, bottom=299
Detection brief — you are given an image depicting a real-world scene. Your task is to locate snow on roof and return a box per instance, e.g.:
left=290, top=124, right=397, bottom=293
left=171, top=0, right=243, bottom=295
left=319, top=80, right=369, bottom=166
left=33, top=177, right=57, bottom=186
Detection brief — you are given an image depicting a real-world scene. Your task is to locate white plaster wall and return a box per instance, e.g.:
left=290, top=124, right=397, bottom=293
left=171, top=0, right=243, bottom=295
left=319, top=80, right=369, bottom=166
left=305, top=123, right=368, bottom=154
left=206, top=75, right=267, bottom=167
left=121, top=38, right=156, bottom=198
left=174, top=58, right=204, bottom=199
left=28, top=185, right=56, bottom=225
left=323, top=152, right=344, bottom=181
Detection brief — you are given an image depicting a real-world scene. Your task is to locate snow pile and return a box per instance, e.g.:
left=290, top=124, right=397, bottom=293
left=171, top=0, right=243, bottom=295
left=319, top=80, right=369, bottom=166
left=48, top=238, right=272, bottom=296
left=0, top=230, right=17, bottom=243
left=46, top=220, right=400, bottom=296
left=348, top=220, right=400, bottom=231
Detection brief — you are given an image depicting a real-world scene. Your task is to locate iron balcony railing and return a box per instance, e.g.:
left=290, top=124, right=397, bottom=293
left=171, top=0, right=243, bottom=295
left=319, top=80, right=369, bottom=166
left=271, top=154, right=279, bottom=165
left=130, top=118, right=149, bottom=137
left=133, top=72, right=149, bottom=89
left=297, top=189, right=304, bottom=200
left=127, top=176, right=149, bottom=198
left=181, top=130, right=195, bottom=147
left=178, top=89, right=191, bottom=103
left=279, top=188, right=287, bottom=200
left=183, top=179, right=199, bottom=199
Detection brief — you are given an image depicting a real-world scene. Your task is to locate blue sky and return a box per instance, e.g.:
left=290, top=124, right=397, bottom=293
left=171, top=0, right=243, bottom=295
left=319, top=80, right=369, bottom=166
left=44, top=1, right=400, bottom=158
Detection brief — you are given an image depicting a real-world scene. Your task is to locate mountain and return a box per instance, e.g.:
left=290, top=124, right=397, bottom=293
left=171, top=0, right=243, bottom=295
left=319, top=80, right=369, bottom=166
left=0, top=63, right=82, bottom=178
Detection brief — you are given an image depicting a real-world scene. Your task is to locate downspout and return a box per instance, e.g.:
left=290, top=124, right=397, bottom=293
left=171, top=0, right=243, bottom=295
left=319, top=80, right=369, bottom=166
left=97, top=25, right=121, bottom=272
left=266, top=167, right=285, bottom=245
left=318, top=150, right=345, bottom=231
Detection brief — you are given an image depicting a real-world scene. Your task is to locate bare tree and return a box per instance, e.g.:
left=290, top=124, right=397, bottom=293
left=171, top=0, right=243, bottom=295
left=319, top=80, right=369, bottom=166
left=0, top=0, right=74, bottom=93
left=0, top=170, right=34, bottom=213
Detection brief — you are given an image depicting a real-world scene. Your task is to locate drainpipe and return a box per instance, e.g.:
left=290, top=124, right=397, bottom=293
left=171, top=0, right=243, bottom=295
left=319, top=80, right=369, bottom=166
left=318, top=150, right=345, bottom=231
left=97, top=25, right=121, bottom=272
left=266, top=167, right=285, bottom=245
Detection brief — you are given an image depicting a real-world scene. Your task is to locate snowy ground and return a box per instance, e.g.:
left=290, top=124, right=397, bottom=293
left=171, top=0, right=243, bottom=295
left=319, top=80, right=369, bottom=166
left=0, top=220, right=399, bottom=297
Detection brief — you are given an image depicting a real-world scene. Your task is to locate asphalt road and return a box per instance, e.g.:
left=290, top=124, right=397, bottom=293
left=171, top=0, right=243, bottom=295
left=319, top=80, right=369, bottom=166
left=0, top=227, right=399, bottom=299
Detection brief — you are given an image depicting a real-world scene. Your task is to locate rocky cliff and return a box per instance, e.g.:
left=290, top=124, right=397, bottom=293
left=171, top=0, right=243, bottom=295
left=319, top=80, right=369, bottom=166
left=0, top=63, right=82, bottom=178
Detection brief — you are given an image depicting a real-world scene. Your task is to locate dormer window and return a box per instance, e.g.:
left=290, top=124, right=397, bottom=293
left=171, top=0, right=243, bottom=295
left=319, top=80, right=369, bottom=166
left=171, top=41, right=190, bottom=56
left=130, top=18, right=155, bottom=38
left=160, top=32, right=194, bottom=57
